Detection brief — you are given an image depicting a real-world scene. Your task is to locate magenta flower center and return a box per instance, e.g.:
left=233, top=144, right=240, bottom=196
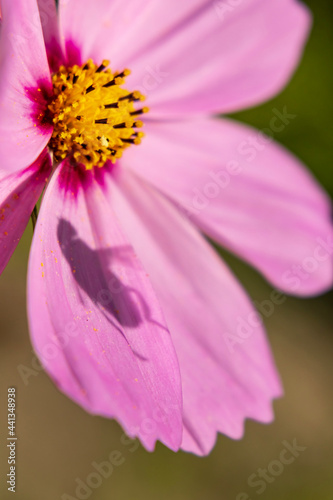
left=47, top=59, right=148, bottom=169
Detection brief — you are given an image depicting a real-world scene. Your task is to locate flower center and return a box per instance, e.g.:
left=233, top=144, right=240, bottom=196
left=48, top=59, right=148, bottom=170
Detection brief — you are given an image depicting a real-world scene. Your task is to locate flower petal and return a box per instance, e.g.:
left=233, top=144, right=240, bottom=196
left=59, top=0, right=310, bottom=116
left=124, top=117, right=333, bottom=296
left=110, top=169, right=282, bottom=455
left=27, top=162, right=183, bottom=452
left=58, top=0, right=143, bottom=66
left=0, top=0, right=53, bottom=173
left=37, top=0, right=64, bottom=71
left=0, top=149, right=51, bottom=275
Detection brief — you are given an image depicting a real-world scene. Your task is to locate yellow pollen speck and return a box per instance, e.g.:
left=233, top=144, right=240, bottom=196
left=48, top=59, right=148, bottom=170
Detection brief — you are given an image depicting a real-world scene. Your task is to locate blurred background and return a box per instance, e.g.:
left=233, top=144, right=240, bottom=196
left=1, top=0, right=332, bottom=499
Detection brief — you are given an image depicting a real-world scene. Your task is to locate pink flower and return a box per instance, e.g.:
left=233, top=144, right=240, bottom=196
left=0, top=0, right=332, bottom=455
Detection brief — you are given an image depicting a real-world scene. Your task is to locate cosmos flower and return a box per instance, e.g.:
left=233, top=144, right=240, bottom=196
left=0, top=0, right=332, bottom=455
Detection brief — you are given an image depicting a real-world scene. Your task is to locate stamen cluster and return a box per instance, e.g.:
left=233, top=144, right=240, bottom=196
left=48, top=59, right=148, bottom=169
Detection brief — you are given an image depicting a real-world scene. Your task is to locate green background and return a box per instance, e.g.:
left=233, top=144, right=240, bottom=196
left=1, top=0, right=332, bottom=499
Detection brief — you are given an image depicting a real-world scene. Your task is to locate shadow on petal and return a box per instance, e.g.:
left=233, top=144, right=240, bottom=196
left=57, top=219, right=166, bottom=343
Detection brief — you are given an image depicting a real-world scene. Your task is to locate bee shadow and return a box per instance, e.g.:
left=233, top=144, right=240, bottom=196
left=57, top=219, right=167, bottom=359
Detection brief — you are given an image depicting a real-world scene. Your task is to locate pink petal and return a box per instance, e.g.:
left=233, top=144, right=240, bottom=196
left=27, top=161, right=183, bottom=452
left=0, top=149, right=51, bottom=275
left=58, top=0, right=143, bottom=66
left=59, top=0, right=310, bottom=116
left=0, top=0, right=53, bottom=173
left=124, top=117, right=333, bottom=296
left=58, top=0, right=218, bottom=69
left=37, top=0, right=64, bottom=71
left=110, top=169, right=282, bottom=455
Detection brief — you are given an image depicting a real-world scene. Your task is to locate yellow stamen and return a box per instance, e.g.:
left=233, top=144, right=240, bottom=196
left=48, top=60, right=148, bottom=170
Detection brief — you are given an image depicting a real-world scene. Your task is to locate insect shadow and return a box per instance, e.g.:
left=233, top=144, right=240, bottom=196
left=57, top=219, right=166, bottom=343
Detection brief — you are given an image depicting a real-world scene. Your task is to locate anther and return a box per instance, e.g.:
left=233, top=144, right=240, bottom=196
left=119, top=91, right=143, bottom=102
left=121, top=138, right=137, bottom=144
left=104, top=103, right=119, bottom=109
left=130, top=107, right=149, bottom=116
left=115, top=70, right=127, bottom=79
left=103, top=79, right=116, bottom=88
left=113, top=122, right=128, bottom=129
left=119, top=93, right=134, bottom=102
left=96, top=60, right=109, bottom=73
left=95, top=118, right=108, bottom=124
